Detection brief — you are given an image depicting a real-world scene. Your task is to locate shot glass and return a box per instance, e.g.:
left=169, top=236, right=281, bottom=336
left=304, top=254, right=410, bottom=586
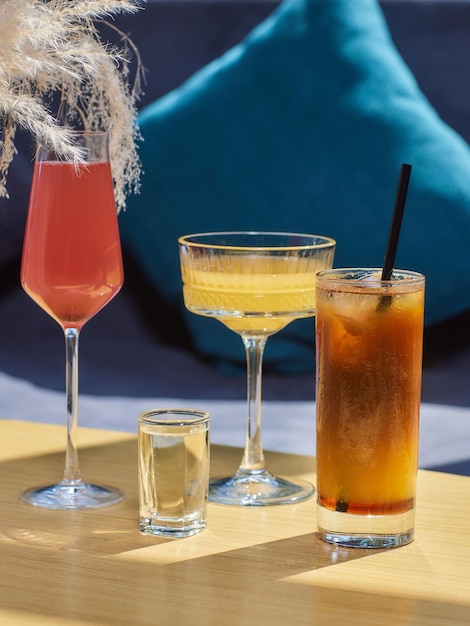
left=315, top=269, right=425, bottom=548
left=138, top=408, right=210, bottom=538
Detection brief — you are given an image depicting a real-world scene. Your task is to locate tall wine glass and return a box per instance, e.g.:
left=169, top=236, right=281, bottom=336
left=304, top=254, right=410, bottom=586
left=20, top=131, right=124, bottom=509
left=179, top=232, right=335, bottom=505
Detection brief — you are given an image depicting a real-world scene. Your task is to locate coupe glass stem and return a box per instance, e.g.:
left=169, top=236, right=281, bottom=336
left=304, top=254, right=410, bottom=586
left=240, top=335, right=267, bottom=473
left=64, top=328, right=81, bottom=484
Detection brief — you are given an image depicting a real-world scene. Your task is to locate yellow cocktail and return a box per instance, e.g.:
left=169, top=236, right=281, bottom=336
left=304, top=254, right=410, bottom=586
left=182, top=255, right=327, bottom=334
left=179, top=232, right=336, bottom=506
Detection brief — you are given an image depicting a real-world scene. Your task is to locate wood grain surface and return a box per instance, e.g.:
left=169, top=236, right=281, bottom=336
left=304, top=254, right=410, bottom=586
left=0, top=420, right=468, bottom=625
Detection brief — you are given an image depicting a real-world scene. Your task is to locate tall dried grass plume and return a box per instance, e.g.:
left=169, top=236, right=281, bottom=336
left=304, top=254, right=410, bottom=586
left=0, top=0, right=145, bottom=211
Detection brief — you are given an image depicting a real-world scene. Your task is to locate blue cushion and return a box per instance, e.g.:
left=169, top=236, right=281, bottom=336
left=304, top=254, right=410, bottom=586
left=120, top=0, right=470, bottom=374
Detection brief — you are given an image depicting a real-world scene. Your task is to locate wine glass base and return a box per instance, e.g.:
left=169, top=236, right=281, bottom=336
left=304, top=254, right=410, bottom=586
left=208, top=469, right=314, bottom=506
left=20, top=481, right=124, bottom=510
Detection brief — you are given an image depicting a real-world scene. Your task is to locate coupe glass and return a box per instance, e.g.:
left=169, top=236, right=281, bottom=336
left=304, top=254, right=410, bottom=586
left=20, top=131, right=124, bottom=509
left=179, top=232, right=335, bottom=505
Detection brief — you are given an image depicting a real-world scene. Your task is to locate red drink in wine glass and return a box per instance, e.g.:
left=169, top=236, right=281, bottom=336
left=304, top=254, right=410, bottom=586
left=20, top=131, right=124, bottom=509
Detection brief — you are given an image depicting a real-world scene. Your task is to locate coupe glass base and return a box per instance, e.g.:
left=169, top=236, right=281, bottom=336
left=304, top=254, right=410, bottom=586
left=208, top=469, right=314, bottom=506
left=20, top=480, right=124, bottom=510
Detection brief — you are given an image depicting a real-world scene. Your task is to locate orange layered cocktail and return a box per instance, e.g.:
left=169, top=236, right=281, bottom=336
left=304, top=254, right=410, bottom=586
left=315, top=269, right=425, bottom=548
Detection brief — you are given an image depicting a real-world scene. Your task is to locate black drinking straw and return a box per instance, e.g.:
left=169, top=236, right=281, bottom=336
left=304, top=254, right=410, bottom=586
left=381, top=163, right=412, bottom=281
left=376, top=163, right=412, bottom=313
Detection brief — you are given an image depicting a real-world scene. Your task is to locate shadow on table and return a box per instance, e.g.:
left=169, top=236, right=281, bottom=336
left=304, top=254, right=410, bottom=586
left=0, top=438, right=318, bottom=557
left=0, top=436, right=345, bottom=567
left=1, top=438, right=469, bottom=625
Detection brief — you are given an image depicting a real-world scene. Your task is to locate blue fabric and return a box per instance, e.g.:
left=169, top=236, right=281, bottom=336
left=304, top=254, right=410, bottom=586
left=120, top=0, right=470, bottom=374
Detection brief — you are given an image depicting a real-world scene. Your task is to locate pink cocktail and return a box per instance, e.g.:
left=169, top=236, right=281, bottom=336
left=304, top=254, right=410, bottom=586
left=20, top=131, right=124, bottom=509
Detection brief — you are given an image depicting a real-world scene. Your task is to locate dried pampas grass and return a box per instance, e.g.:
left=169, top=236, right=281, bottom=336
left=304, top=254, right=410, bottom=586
left=0, top=0, right=145, bottom=211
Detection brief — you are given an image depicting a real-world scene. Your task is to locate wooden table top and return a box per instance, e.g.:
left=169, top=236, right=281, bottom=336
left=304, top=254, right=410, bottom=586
left=0, top=419, right=469, bottom=626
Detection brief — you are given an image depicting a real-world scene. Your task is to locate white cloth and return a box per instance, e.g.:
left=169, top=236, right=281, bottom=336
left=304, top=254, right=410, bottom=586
left=1, top=371, right=468, bottom=470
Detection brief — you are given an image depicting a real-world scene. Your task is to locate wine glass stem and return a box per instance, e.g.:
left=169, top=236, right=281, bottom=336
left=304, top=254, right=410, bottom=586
left=63, top=327, right=82, bottom=484
left=240, top=335, right=268, bottom=473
